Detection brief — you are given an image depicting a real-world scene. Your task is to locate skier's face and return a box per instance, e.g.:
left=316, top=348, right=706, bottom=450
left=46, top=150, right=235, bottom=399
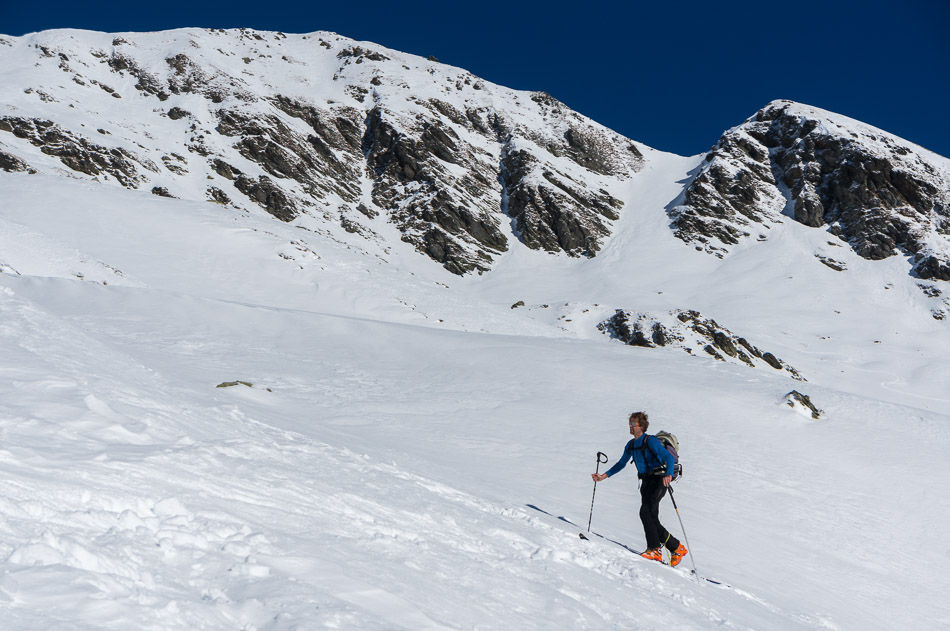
left=629, top=420, right=644, bottom=438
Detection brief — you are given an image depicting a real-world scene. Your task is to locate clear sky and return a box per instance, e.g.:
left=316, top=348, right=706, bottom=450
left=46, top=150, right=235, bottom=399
left=3, top=0, right=948, bottom=158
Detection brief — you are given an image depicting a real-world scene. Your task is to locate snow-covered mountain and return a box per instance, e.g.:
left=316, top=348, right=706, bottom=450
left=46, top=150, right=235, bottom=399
left=670, top=101, right=950, bottom=284
left=2, top=28, right=949, bottom=630
left=0, top=28, right=643, bottom=276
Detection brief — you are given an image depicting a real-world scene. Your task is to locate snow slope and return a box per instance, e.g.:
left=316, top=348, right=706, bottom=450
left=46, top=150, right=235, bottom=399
left=2, top=166, right=949, bottom=630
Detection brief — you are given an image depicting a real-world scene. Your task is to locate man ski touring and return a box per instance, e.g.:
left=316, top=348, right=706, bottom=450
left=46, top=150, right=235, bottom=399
left=591, top=411, right=688, bottom=566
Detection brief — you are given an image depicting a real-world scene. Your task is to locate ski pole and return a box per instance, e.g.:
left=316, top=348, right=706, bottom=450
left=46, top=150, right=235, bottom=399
left=667, top=486, right=700, bottom=578
left=586, top=452, right=609, bottom=533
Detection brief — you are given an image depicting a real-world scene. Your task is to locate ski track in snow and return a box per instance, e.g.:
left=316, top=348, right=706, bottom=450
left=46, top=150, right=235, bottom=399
left=3, top=274, right=947, bottom=629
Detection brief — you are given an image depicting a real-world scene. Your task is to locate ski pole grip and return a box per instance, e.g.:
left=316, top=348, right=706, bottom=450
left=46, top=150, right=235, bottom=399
left=597, top=452, right=608, bottom=464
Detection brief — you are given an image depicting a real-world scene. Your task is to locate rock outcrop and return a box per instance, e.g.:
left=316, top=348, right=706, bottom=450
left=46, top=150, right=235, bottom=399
left=598, top=308, right=805, bottom=380
left=0, top=116, right=147, bottom=186
left=0, top=149, right=32, bottom=173
left=362, top=104, right=507, bottom=274
left=671, top=101, right=950, bottom=282
left=784, top=390, right=823, bottom=419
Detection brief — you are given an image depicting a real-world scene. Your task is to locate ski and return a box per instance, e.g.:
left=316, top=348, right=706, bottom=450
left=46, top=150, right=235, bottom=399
left=526, top=504, right=730, bottom=588
left=692, top=570, right=728, bottom=587
left=525, top=505, right=643, bottom=553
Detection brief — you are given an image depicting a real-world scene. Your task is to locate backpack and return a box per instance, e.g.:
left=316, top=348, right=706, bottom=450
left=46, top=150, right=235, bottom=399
left=650, top=431, right=683, bottom=480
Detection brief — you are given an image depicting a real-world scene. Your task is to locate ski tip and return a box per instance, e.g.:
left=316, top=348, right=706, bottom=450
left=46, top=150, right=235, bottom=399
left=691, top=569, right=726, bottom=587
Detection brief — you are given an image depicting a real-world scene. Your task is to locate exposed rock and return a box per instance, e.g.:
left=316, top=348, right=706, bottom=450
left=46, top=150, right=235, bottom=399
left=207, top=186, right=230, bottom=204
left=0, top=30, right=654, bottom=277
left=913, top=253, right=950, bottom=282
left=0, top=116, right=143, bottom=187
left=501, top=145, right=622, bottom=257
left=363, top=105, right=507, bottom=274
left=356, top=203, right=378, bottom=219
left=161, top=154, right=188, bottom=175
left=216, top=107, right=362, bottom=203
left=233, top=175, right=297, bottom=221
left=165, top=53, right=251, bottom=103
left=0, top=150, right=31, bottom=173
left=761, top=352, right=783, bottom=370
left=211, top=158, right=241, bottom=180
left=672, top=100, right=950, bottom=279
left=108, top=53, right=168, bottom=100
left=168, top=107, right=191, bottom=120
left=271, top=96, right=363, bottom=154
left=151, top=186, right=175, bottom=198
left=670, top=126, right=786, bottom=256
left=599, top=308, right=804, bottom=380
left=784, top=390, right=823, bottom=419
left=529, top=92, right=643, bottom=177
left=816, top=255, right=847, bottom=271
left=336, top=46, right=390, bottom=62
left=216, top=380, right=253, bottom=388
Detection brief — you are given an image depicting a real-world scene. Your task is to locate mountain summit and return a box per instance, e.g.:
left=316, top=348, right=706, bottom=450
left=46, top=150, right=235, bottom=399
left=670, top=100, right=950, bottom=281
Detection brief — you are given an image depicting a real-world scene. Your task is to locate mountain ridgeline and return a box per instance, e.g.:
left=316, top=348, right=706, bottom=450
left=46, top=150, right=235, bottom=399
left=669, top=101, right=950, bottom=283
left=1, top=28, right=948, bottom=286
left=0, top=29, right=641, bottom=276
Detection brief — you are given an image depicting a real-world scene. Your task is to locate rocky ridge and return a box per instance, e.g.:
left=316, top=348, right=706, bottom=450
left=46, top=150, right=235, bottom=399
left=3, top=33, right=947, bottom=286
left=598, top=308, right=805, bottom=380
left=0, top=28, right=642, bottom=275
left=670, top=101, right=950, bottom=285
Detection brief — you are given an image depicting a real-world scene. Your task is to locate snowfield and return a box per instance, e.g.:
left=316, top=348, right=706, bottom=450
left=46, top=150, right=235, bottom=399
left=1, top=26, right=949, bottom=631
left=2, top=170, right=949, bottom=630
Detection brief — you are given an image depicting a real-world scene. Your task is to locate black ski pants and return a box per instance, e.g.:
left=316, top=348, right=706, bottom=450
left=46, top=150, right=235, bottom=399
left=639, top=475, right=680, bottom=552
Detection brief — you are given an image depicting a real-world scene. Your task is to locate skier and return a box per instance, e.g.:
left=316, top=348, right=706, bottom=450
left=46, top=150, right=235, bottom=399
left=591, top=411, right=688, bottom=566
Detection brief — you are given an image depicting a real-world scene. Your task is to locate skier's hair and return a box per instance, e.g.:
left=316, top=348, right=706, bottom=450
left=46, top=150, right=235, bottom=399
left=629, top=411, right=649, bottom=431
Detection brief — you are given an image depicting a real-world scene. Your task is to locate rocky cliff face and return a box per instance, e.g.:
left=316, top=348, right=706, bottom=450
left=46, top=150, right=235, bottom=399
left=670, top=100, right=950, bottom=283
left=0, top=29, right=641, bottom=275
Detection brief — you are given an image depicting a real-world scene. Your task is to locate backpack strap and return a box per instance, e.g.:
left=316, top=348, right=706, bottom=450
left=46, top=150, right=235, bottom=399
left=644, top=435, right=659, bottom=463
left=635, top=435, right=661, bottom=471
left=642, top=435, right=670, bottom=475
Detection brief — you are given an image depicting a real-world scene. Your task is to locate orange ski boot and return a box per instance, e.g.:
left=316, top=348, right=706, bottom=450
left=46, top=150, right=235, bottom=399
left=640, top=548, right=663, bottom=562
left=670, top=543, right=688, bottom=567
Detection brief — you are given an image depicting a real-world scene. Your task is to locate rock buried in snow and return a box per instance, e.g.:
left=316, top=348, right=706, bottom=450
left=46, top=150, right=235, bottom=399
left=216, top=380, right=254, bottom=388
left=784, top=390, right=823, bottom=419
left=598, top=308, right=806, bottom=381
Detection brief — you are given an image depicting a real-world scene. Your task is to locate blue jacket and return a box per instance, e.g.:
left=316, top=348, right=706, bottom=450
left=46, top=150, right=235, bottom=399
left=605, top=434, right=674, bottom=478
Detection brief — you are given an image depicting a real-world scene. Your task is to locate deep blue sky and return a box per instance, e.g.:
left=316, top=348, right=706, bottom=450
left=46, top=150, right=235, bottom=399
left=4, top=1, right=948, bottom=158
